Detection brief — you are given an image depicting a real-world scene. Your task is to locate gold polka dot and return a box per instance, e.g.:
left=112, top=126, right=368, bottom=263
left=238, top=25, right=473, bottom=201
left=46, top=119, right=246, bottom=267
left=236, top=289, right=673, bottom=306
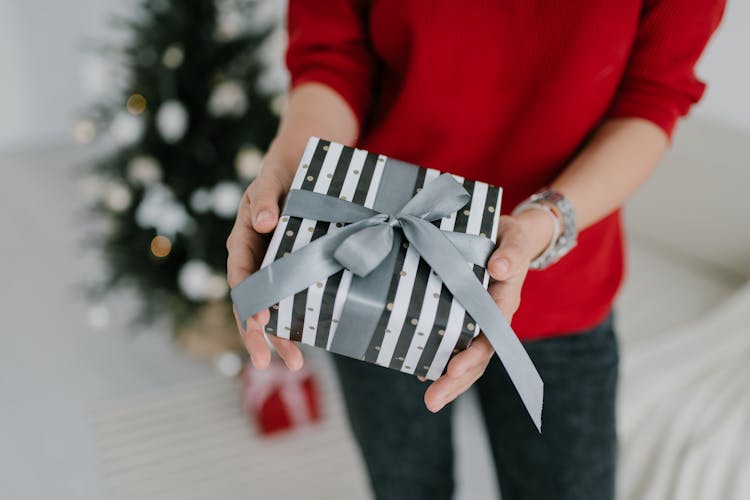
left=285, top=230, right=294, bottom=237
left=378, top=156, right=385, bottom=162
left=307, top=226, right=314, bottom=232
left=488, top=206, right=495, bottom=213
left=386, top=303, right=393, bottom=311
left=433, top=293, right=440, bottom=299
left=438, top=329, right=445, bottom=336
left=265, top=327, right=274, bottom=332
left=284, top=326, right=290, bottom=330
left=410, top=318, right=418, bottom=326
left=308, top=325, right=315, bottom=330
left=453, top=349, right=460, bottom=354
left=417, top=331, right=424, bottom=336
left=281, top=216, right=289, bottom=222
left=416, top=188, right=422, bottom=193
left=404, top=365, right=411, bottom=370
left=385, top=329, right=391, bottom=333
left=417, top=346, right=423, bottom=350
left=302, top=163, right=309, bottom=169
left=331, top=319, right=338, bottom=323
left=272, top=304, right=279, bottom=310
left=463, top=209, right=470, bottom=216
left=340, top=195, right=348, bottom=200
left=423, top=365, right=430, bottom=370
left=467, top=323, right=475, bottom=331
left=316, top=282, right=323, bottom=288
left=326, top=173, right=333, bottom=178
left=374, top=345, right=381, bottom=350
left=307, top=307, right=314, bottom=311
left=306, top=175, right=314, bottom=182
left=402, top=242, right=408, bottom=249
left=397, top=356, right=404, bottom=361
left=479, top=232, right=486, bottom=238
left=323, top=145, right=329, bottom=151
left=353, top=169, right=360, bottom=174
left=283, top=251, right=290, bottom=257
left=400, top=271, right=407, bottom=277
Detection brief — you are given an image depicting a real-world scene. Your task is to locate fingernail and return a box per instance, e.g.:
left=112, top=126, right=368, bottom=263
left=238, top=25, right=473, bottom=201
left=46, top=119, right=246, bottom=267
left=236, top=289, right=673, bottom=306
left=492, top=257, right=510, bottom=276
left=255, top=210, right=274, bottom=225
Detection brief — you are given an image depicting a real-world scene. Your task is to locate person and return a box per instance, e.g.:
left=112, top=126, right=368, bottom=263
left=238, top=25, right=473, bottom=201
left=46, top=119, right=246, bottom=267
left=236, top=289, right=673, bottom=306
left=226, top=1, right=725, bottom=498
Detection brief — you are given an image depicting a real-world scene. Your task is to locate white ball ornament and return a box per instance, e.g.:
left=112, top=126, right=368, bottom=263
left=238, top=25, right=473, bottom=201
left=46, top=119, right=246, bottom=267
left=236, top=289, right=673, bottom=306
left=127, top=156, right=162, bottom=186
left=211, top=182, right=243, bottom=218
left=178, top=260, right=212, bottom=301
left=206, top=274, right=229, bottom=300
left=156, top=100, right=189, bottom=143
left=208, top=80, right=248, bottom=117
left=104, top=181, right=132, bottom=212
left=110, top=112, right=144, bottom=145
left=189, top=188, right=214, bottom=214
left=215, top=351, right=243, bottom=378
left=235, top=146, right=263, bottom=180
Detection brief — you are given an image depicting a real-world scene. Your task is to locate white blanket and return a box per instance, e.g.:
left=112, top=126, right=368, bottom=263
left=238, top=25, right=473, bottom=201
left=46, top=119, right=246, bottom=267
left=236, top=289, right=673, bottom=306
left=618, top=281, right=750, bottom=500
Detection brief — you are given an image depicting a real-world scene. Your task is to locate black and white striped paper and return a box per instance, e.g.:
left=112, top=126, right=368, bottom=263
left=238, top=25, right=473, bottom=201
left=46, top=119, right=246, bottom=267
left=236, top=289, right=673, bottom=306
left=261, top=137, right=502, bottom=380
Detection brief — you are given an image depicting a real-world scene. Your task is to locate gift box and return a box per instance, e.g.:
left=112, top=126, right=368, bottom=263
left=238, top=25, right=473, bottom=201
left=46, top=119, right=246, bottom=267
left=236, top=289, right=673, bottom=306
left=240, top=360, right=321, bottom=435
left=232, top=137, right=543, bottom=429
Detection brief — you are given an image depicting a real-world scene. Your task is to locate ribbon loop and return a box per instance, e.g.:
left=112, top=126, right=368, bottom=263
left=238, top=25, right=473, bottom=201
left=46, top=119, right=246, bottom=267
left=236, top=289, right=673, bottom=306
left=334, top=221, right=395, bottom=277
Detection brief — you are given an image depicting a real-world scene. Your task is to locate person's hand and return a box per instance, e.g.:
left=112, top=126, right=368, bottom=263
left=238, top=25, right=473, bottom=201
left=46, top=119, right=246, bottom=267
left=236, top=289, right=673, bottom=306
left=422, top=210, right=556, bottom=412
left=226, top=156, right=304, bottom=371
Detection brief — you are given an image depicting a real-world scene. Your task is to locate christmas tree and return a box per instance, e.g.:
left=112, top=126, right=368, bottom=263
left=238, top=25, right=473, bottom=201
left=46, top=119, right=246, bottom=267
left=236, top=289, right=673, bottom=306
left=81, top=0, right=285, bottom=358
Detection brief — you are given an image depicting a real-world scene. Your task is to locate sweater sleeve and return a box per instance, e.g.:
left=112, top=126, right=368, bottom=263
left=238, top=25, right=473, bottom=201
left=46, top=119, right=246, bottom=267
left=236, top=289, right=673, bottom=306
left=607, top=0, right=726, bottom=137
left=285, top=0, right=376, bottom=127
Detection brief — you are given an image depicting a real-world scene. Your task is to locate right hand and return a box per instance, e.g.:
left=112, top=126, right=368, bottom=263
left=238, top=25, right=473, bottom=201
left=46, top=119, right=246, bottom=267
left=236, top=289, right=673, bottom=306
left=226, top=156, right=304, bottom=371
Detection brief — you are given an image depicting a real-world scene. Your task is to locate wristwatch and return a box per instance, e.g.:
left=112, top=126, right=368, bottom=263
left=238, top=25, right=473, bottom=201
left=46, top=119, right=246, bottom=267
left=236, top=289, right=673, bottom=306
left=512, top=188, right=577, bottom=270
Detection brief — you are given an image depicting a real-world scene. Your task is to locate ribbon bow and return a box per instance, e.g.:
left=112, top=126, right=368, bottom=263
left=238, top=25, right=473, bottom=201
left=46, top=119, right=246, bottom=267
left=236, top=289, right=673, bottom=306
left=231, top=174, right=543, bottom=430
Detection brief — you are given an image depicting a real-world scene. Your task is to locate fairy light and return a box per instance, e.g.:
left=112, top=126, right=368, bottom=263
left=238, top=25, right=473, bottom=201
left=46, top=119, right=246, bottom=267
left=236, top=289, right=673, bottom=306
left=150, top=235, right=172, bottom=257
left=127, top=93, right=147, bottom=115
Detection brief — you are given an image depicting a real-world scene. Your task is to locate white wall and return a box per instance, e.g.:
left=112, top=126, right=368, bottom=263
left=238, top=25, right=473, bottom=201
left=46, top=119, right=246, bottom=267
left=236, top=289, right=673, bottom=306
left=0, top=0, right=747, bottom=152
left=0, top=0, right=135, bottom=152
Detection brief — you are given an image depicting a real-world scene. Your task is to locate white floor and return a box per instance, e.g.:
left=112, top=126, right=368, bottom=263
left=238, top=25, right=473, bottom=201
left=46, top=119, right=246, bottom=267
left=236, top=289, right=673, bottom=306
left=0, top=143, right=741, bottom=500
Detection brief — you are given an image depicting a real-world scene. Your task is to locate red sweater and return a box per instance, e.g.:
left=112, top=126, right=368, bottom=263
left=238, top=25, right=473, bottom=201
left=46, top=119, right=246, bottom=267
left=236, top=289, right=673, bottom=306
left=285, top=0, right=724, bottom=340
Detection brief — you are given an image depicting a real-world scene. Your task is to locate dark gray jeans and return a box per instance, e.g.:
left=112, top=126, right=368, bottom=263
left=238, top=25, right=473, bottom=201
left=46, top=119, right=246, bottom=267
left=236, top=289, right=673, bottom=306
left=332, top=312, right=618, bottom=500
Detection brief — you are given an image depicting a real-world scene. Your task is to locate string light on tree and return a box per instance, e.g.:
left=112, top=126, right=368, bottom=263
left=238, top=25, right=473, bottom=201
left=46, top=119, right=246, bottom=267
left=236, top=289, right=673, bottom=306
left=215, top=351, right=243, bottom=377
left=126, top=93, right=147, bottom=115
left=150, top=235, right=172, bottom=258
left=178, top=260, right=213, bottom=301
left=162, top=44, right=184, bottom=69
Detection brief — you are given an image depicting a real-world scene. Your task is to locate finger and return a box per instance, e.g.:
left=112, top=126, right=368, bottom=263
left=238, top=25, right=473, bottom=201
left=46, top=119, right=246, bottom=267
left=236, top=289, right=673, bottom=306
left=247, top=175, right=285, bottom=234
left=445, top=334, right=494, bottom=379
left=488, top=217, right=528, bottom=281
left=423, top=336, right=494, bottom=412
left=234, top=307, right=271, bottom=369
left=226, top=192, right=266, bottom=287
left=423, top=366, right=483, bottom=412
left=268, top=335, right=304, bottom=371
left=488, top=278, right=524, bottom=319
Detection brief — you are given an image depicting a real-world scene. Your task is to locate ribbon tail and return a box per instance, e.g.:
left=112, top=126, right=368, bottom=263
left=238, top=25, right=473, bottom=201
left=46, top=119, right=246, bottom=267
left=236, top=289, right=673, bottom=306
left=230, top=218, right=377, bottom=329
left=401, top=216, right=544, bottom=431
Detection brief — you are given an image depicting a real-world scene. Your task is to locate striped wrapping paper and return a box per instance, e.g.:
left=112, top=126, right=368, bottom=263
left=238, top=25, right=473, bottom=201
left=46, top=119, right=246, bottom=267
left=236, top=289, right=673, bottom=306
left=260, top=137, right=502, bottom=380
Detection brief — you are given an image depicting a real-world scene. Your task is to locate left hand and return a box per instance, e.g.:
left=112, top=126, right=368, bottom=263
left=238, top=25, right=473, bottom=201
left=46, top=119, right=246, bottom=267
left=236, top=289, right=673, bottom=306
left=422, top=210, right=556, bottom=412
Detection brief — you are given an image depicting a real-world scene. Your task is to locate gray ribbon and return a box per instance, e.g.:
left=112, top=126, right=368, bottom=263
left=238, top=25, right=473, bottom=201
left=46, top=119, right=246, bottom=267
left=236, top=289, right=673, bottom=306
left=231, top=174, right=543, bottom=430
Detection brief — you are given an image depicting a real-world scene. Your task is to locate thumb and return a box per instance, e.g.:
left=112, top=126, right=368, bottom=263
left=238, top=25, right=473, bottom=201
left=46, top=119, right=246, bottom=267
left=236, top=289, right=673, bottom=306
left=487, top=217, right=528, bottom=282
